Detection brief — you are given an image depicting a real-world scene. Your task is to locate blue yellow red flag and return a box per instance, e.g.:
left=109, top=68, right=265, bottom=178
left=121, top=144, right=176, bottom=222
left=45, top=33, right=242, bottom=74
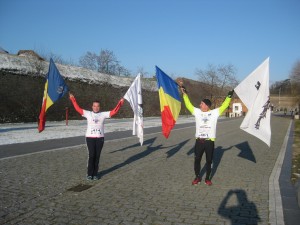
left=38, top=59, right=69, bottom=132
left=155, top=66, right=181, bottom=138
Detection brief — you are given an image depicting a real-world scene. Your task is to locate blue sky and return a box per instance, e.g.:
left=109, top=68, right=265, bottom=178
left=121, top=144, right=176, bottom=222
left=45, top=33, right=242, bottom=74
left=1, top=0, right=299, bottom=83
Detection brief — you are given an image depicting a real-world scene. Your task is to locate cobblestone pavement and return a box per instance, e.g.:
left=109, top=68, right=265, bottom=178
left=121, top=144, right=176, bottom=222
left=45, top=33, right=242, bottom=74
left=0, top=116, right=291, bottom=225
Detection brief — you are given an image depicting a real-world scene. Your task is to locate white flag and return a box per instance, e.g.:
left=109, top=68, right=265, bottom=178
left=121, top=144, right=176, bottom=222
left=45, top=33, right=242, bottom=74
left=234, top=57, right=271, bottom=147
left=124, top=73, right=143, bottom=145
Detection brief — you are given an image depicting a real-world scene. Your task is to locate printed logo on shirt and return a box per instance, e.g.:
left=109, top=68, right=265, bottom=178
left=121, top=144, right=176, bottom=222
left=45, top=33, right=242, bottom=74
left=202, top=118, right=209, bottom=123
left=90, top=129, right=102, bottom=135
left=93, top=118, right=99, bottom=123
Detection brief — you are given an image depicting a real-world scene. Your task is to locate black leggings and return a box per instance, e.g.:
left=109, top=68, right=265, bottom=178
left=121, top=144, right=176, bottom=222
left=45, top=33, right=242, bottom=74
left=194, top=139, right=215, bottom=180
left=86, top=137, right=104, bottom=177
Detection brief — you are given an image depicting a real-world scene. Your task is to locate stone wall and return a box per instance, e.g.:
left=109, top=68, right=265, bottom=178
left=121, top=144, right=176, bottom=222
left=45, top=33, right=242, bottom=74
left=0, top=53, right=159, bottom=123
left=0, top=52, right=157, bottom=91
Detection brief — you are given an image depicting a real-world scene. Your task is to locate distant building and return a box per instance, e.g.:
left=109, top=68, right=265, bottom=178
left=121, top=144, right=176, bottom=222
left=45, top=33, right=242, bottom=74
left=232, top=103, right=243, bottom=117
left=229, top=98, right=247, bottom=117
left=209, top=96, right=247, bottom=117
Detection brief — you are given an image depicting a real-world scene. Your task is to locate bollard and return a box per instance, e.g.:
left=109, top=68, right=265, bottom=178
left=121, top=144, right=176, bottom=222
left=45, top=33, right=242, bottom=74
left=65, top=107, right=69, bottom=126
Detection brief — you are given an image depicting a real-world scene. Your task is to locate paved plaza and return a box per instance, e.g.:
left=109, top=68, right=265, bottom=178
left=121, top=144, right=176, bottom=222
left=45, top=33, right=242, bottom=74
left=0, top=116, right=297, bottom=225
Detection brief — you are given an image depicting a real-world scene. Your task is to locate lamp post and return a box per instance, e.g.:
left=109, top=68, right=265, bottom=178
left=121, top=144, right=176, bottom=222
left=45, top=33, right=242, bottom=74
left=279, top=87, right=281, bottom=111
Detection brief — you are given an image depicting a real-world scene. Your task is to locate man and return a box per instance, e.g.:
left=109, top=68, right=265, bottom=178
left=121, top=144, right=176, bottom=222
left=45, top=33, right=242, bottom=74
left=180, top=87, right=233, bottom=186
left=69, top=92, right=124, bottom=180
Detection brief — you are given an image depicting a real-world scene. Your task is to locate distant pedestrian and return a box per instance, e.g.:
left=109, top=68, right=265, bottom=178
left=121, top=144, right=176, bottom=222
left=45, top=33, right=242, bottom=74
left=180, top=87, right=233, bottom=186
left=69, top=92, right=124, bottom=180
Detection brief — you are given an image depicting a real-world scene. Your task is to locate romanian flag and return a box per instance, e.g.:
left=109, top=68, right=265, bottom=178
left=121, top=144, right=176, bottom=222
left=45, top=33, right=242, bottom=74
left=38, top=59, right=68, bottom=132
left=156, top=66, right=181, bottom=138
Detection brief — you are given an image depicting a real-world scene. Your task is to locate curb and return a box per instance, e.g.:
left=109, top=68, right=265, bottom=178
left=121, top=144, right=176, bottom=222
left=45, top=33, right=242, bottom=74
left=269, top=120, right=292, bottom=225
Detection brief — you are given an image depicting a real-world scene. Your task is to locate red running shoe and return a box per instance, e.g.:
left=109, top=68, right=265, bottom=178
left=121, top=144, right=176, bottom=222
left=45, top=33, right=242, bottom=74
left=192, top=177, right=201, bottom=185
left=205, top=180, right=212, bottom=186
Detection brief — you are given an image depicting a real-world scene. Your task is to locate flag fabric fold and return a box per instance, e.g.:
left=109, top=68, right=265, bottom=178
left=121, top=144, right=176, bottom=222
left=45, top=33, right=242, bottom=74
left=156, top=66, right=181, bottom=138
left=124, top=73, right=143, bottom=145
left=234, top=57, right=271, bottom=147
left=38, top=58, right=69, bottom=132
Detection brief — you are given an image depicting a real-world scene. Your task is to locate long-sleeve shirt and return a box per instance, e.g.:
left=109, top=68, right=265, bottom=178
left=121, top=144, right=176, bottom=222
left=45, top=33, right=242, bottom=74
left=70, top=97, right=123, bottom=138
left=182, top=94, right=231, bottom=141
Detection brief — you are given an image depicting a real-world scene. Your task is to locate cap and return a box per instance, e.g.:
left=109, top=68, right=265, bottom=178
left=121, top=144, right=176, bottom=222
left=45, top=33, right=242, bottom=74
left=202, top=99, right=212, bottom=107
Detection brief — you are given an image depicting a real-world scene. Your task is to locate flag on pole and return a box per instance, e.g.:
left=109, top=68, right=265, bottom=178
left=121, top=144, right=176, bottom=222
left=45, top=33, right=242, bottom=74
left=156, top=66, right=181, bottom=138
left=124, top=73, right=143, bottom=145
left=234, top=57, right=271, bottom=147
left=38, top=58, right=69, bottom=132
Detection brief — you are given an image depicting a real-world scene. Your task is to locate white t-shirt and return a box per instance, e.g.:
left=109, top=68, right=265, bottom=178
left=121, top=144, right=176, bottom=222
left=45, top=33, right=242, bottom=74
left=82, top=110, right=110, bottom=138
left=193, top=108, right=220, bottom=139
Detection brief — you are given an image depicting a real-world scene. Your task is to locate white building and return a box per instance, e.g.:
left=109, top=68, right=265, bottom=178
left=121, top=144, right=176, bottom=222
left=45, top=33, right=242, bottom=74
left=231, top=103, right=243, bottom=117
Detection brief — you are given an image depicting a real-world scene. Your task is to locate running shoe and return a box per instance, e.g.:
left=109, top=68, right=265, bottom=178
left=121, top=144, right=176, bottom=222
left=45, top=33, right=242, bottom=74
left=86, top=176, right=93, bottom=180
left=192, top=177, right=201, bottom=185
left=205, top=180, right=212, bottom=186
left=93, top=176, right=100, bottom=180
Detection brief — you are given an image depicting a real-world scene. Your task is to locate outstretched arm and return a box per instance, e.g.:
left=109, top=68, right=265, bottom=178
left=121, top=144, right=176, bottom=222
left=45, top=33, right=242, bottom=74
left=219, top=90, right=234, bottom=115
left=180, top=87, right=195, bottom=115
left=109, top=98, right=124, bottom=117
left=69, top=93, right=84, bottom=115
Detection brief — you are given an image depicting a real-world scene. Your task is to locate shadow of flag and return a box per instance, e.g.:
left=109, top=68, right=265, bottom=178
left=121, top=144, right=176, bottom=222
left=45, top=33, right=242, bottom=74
left=235, top=141, right=257, bottom=163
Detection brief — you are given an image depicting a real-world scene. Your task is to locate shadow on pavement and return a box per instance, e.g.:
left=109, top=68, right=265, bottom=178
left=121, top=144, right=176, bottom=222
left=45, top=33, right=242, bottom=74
left=218, top=189, right=261, bottom=225
left=235, top=141, right=257, bottom=163
left=212, top=142, right=256, bottom=179
left=165, top=139, right=190, bottom=158
left=187, top=146, right=194, bottom=156
left=99, top=144, right=163, bottom=177
left=186, top=141, right=256, bottom=180
left=110, top=137, right=157, bottom=153
left=211, top=146, right=233, bottom=179
left=100, top=138, right=190, bottom=177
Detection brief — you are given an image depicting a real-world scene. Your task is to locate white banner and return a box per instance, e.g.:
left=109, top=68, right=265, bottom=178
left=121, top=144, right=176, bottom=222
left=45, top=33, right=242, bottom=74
left=124, top=73, right=143, bottom=146
left=234, top=57, right=271, bottom=147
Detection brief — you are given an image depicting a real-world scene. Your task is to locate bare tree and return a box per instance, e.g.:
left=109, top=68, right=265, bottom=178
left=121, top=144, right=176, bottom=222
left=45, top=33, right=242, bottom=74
left=217, top=64, right=238, bottom=92
left=43, top=52, right=64, bottom=64
left=196, top=64, right=221, bottom=99
left=121, top=67, right=131, bottom=77
left=98, top=49, right=118, bottom=74
left=79, top=49, right=127, bottom=76
left=79, top=51, right=98, bottom=71
left=112, top=63, right=131, bottom=77
left=136, top=67, right=149, bottom=78
left=115, top=63, right=123, bottom=76
left=79, top=49, right=130, bottom=76
left=196, top=63, right=238, bottom=99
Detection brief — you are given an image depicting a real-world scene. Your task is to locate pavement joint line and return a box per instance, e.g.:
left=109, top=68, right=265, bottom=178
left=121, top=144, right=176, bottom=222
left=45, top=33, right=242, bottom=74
left=0, top=125, right=195, bottom=161
left=269, top=120, right=292, bottom=225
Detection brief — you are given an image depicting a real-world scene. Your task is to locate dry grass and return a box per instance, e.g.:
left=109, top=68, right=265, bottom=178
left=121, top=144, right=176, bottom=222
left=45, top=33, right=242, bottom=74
left=291, top=120, right=300, bottom=184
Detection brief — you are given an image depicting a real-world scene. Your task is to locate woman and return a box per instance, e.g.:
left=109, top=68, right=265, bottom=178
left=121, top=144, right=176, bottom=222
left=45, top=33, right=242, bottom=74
left=69, top=92, right=124, bottom=180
